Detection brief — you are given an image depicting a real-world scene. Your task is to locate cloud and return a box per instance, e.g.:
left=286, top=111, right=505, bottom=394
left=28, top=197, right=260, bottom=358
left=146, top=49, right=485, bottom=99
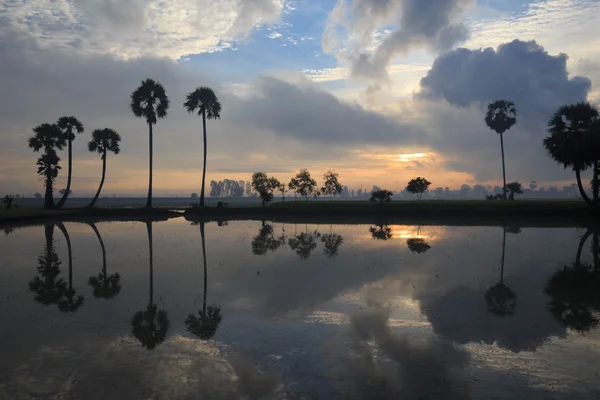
left=323, top=0, right=473, bottom=83
left=0, top=0, right=287, bottom=59
left=418, top=39, right=592, bottom=130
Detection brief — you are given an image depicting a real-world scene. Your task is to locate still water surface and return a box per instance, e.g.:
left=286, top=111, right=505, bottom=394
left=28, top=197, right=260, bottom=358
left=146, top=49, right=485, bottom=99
left=0, top=219, right=599, bottom=399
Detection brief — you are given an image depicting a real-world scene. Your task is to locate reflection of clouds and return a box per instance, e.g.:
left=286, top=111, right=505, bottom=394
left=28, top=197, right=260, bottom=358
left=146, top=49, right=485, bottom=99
left=0, top=335, right=284, bottom=400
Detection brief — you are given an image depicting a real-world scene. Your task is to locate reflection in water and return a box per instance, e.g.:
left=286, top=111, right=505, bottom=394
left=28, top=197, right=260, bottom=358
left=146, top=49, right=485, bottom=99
left=251, top=221, right=284, bottom=256
left=288, top=230, right=319, bottom=259
left=3, top=227, right=13, bottom=235
left=28, top=224, right=67, bottom=306
left=87, top=222, right=122, bottom=299
left=185, top=222, right=223, bottom=340
left=545, top=229, right=600, bottom=332
left=131, top=222, right=170, bottom=350
left=485, top=227, right=517, bottom=317
left=369, top=224, right=392, bottom=240
left=406, top=226, right=432, bottom=254
left=321, top=232, right=344, bottom=258
left=56, top=223, right=85, bottom=313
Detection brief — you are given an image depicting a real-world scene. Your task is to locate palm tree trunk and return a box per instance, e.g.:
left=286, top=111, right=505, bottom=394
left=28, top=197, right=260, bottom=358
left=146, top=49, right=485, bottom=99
left=146, top=222, right=153, bottom=305
left=500, top=226, right=506, bottom=284
left=146, top=123, right=153, bottom=209
left=593, top=232, right=599, bottom=272
left=575, top=168, right=592, bottom=205
left=44, top=166, right=55, bottom=209
left=200, top=222, right=208, bottom=315
left=576, top=229, right=592, bottom=266
left=89, top=223, right=107, bottom=278
left=200, top=109, right=208, bottom=207
left=45, top=224, right=54, bottom=258
left=56, top=138, right=73, bottom=209
left=593, top=162, right=599, bottom=203
left=88, top=150, right=107, bottom=208
left=57, top=223, right=72, bottom=290
left=500, top=133, right=507, bottom=201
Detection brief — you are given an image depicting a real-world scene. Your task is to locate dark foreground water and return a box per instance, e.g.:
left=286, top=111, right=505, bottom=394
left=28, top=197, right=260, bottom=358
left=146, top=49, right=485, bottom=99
left=0, top=219, right=599, bottom=399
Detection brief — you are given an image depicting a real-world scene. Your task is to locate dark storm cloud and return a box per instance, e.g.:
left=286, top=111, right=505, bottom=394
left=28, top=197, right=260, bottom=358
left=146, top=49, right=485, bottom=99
left=418, top=39, right=592, bottom=130
left=228, top=76, right=427, bottom=145
left=348, top=0, right=471, bottom=81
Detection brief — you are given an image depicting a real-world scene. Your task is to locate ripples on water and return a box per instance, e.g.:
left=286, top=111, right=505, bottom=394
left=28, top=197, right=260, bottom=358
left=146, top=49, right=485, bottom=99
left=0, top=219, right=599, bottom=399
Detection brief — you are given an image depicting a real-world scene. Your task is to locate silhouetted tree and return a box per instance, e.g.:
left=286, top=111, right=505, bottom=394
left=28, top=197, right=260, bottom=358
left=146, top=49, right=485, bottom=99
left=322, top=170, right=343, bottom=200
left=88, top=223, right=121, bottom=299
left=55, top=117, right=84, bottom=208
left=132, top=222, right=170, bottom=349
left=251, top=222, right=283, bottom=255
left=506, top=181, right=523, bottom=200
left=321, top=232, right=343, bottom=258
left=289, top=169, right=317, bottom=201
left=185, top=222, right=222, bottom=340
left=485, top=227, right=516, bottom=316
left=130, top=79, right=170, bottom=208
left=251, top=172, right=281, bottom=207
left=369, top=224, right=392, bottom=240
left=87, top=128, right=121, bottom=208
left=56, top=223, right=84, bottom=313
left=278, top=183, right=288, bottom=202
left=407, top=238, right=431, bottom=254
left=28, top=123, right=65, bottom=208
left=370, top=189, right=393, bottom=205
left=544, top=102, right=598, bottom=205
left=288, top=231, right=318, bottom=259
left=3, top=195, right=15, bottom=209
left=406, top=177, right=431, bottom=200
left=485, top=100, right=517, bottom=200
left=29, top=224, right=67, bottom=306
left=184, top=87, right=222, bottom=207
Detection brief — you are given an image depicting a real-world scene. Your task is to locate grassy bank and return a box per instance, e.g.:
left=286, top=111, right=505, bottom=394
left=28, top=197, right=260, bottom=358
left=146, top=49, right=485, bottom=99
left=183, top=200, right=600, bottom=227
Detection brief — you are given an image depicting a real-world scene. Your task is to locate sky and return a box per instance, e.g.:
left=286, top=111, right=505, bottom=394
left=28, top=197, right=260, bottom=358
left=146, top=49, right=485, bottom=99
left=1, top=0, right=600, bottom=196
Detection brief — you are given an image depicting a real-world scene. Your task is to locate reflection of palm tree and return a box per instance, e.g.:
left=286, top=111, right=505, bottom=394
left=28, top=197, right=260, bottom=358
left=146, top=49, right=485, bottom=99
left=485, top=227, right=517, bottom=316
left=56, top=223, right=84, bottom=313
left=321, top=233, right=344, bottom=258
left=29, top=224, right=67, bottom=305
left=288, top=231, right=318, bottom=259
left=251, top=221, right=284, bottom=255
left=185, top=222, right=222, bottom=340
left=132, top=222, right=170, bottom=349
left=87, top=223, right=121, bottom=299
left=369, top=224, right=392, bottom=240
left=545, top=229, right=600, bottom=332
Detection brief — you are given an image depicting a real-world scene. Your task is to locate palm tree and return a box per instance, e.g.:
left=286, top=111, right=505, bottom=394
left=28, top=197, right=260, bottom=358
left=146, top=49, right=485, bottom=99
left=184, top=87, right=222, bottom=207
left=56, top=223, right=84, bottom=313
left=544, top=102, right=599, bottom=205
left=87, top=128, right=121, bottom=208
left=29, top=224, right=67, bottom=305
left=88, top=222, right=121, bottom=299
left=485, top=227, right=517, bottom=316
left=55, top=117, right=84, bottom=209
left=132, top=221, right=170, bottom=349
left=130, top=79, right=170, bottom=208
left=185, top=222, right=223, bottom=340
left=485, top=100, right=517, bottom=200
left=28, top=123, right=66, bottom=208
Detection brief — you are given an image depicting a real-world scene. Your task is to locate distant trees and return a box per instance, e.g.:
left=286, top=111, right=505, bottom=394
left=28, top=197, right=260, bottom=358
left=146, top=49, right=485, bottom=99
left=529, top=181, right=537, bottom=190
left=28, top=123, right=65, bottom=209
left=130, top=78, right=170, bottom=208
left=289, top=169, right=318, bottom=201
left=506, top=181, right=523, bottom=200
left=321, top=170, right=343, bottom=199
left=278, top=183, right=288, bottom=202
left=251, top=172, right=281, bottom=206
left=191, top=193, right=199, bottom=200
left=406, top=177, right=431, bottom=200
left=544, top=102, right=599, bottom=205
left=485, top=100, right=517, bottom=200
left=433, top=187, right=444, bottom=198
left=370, top=189, right=393, bottom=205
left=55, top=117, right=84, bottom=209
left=184, top=87, right=222, bottom=207
left=58, top=189, right=72, bottom=196
left=34, top=192, right=42, bottom=199
left=87, top=128, right=121, bottom=208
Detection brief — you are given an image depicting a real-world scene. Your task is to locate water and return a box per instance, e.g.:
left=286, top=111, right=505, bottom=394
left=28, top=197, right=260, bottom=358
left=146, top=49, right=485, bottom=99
left=0, top=219, right=599, bottom=399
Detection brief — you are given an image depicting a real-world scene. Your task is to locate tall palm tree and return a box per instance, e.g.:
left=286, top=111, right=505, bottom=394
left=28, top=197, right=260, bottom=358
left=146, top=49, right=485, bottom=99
left=544, top=102, right=599, bottom=205
left=29, top=224, right=67, bottom=305
left=88, top=222, right=121, bottom=299
left=130, top=79, right=170, bottom=208
left=132, top=221, right=170, bottom=349
left=28, top=123, right=66, bottom=208
left=184, top=87, right=222, bottom=207
left=485, top=100, right=517, bottom=200
left=185, top=222, right=223, bottom=340
left=56, top=223, right=84, bottom=313
left=55, top=117, right=84, bottom=209
left=87, top=128, right=121, bottom=208
left=485, top=227, right=517, bottom=316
